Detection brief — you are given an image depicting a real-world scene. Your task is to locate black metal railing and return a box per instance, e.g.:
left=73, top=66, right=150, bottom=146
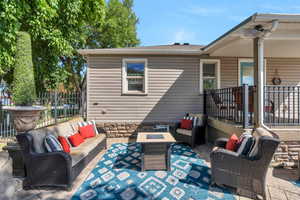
left=264, top=85, right=300, bottom=126
left=0, top=90, right=82, bottom=141
left=204, top=84, right=254, bottom=128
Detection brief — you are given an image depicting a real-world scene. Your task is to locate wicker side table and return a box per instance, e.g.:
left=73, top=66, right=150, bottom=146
left=137, top=132, right=176, bottom=171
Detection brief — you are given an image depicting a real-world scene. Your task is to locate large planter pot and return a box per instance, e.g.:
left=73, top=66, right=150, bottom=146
left=4, top=106, right=45, bottom=133
left=3, top=106, right=45, bottom=177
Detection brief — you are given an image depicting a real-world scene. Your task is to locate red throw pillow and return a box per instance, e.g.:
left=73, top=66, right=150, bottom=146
left=79, top=124, right=96, bottom=139
left=57, top=136, right=70, bottom=153
left=180, top=119, right=193, bottom=130
left=68, top=133, right=85, bottom=147
left=226, top=134, right=239, bottom=151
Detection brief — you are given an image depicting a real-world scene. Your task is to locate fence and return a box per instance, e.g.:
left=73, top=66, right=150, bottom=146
left=204, top=84, right=254, bottom=128
left=0, top=89, right=81, bottom=141
left=264, top=85, right=300, bottom=126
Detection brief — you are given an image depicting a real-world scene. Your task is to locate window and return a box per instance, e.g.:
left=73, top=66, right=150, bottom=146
left=200, top=59, right=220, bottom=93
left=122, top=58, right=148, bottom=95
left=238, top=59, right=266, bottom=86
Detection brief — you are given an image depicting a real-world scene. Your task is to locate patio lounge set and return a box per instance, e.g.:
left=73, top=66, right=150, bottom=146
left=16, top=118, right=107, bottom=190
left=14, top=113, right=280, bottom=199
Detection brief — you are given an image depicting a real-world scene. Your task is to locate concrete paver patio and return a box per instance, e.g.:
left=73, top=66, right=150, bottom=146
left=0, top=138, right=299, bottom=200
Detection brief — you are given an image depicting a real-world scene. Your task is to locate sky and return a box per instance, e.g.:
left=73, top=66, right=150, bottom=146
left=133, top=0, right=300, bottom=46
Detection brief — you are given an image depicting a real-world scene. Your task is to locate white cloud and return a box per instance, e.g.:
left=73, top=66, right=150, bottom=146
left=172, top=29, right=196, bottom=43
left=183, top=6, right=226, bottom=16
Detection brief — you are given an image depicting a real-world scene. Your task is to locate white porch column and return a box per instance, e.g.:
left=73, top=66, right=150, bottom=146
left=253, top=37, right=265, bottom=128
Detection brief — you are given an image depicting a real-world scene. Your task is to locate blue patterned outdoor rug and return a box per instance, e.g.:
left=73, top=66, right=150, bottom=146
left=71, top=143, right=236, bottom=200
left=293, top=181, right=300, bottom=187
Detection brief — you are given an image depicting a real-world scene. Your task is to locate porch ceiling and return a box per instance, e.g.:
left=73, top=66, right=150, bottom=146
left=203, top=13, right=300, bottom=58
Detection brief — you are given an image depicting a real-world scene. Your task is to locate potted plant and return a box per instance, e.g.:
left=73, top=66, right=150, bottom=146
left=5, top=32, right=44, bottom=133
left=3, top=32, right=44, bottom=177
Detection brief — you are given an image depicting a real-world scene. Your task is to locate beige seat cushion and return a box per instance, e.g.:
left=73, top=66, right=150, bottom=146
left=47, top=122, right=74, bottom=138
left=189, top=113, right=204, bottom=118
left=253, top=127, right=273, bottom=137
left=70, top=134, right=106, bottom=166
left=176, top=128, right=192, bottom=136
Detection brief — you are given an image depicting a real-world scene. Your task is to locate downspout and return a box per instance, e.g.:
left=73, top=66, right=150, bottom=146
left=257, top=20, right=279, bottom=131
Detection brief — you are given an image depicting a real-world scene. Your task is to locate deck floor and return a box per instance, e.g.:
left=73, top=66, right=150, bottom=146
left=0, top=138, right=299, bottom=200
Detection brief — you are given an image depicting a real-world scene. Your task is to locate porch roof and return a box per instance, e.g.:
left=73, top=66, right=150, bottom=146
left=78, top=44, right=203, bottom=56
left=202, top=13, right=300, bottom=58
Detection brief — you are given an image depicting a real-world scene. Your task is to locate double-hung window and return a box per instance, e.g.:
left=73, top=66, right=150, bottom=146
left=200, top=59, right=220, bottom=93
left=122, top=58, right=148, bottom=95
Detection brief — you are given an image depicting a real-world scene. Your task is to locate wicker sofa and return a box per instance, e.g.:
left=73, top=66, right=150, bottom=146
left=210, top=128, right=279, bottom=199
left=16, top=117, right=106, bottom=190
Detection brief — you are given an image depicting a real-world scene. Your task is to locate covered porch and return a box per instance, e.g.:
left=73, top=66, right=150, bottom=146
left=204, top=84, right=300, bottom=128
left=202, top=14, right=300, bottom=129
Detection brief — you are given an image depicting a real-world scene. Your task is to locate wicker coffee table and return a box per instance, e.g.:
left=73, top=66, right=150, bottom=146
left=137, top=132, right=176, bottom=171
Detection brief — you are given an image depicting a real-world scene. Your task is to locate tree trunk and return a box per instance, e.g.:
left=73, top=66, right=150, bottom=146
left=65, top=57, right=81, bottom=92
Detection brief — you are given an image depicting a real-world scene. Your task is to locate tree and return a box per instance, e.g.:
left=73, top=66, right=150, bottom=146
left=0, top=0, right=106, bottom=92
left=12, top=32, right=36, bottom=106
left=96, top=0, right=140, bottom=48
left=0, top=0, right=20, bottom=80
left=61, top=0, right=140, bottom=91
left=28, top=0, right=106, bottom=92
left=0, top=0, right=140, bottom=92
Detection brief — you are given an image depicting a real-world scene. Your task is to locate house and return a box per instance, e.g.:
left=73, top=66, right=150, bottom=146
left=79, top=13, right=300, bottom=165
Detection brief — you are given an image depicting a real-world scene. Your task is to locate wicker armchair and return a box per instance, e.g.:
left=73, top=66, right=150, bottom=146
left=173, top=114, right=206, bottom=148
left=173, top=122, right=199, bottom=148
left=210, top=136, right=279, bottom=199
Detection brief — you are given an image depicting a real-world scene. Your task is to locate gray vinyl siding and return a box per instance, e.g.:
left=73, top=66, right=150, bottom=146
left=266, top=58, right=300, bottom=86
left=86, top=55, right=300, bottom=123
left=87, top=55, right=203, bottom=123
left=218, top=57, right=300, bottom=87
left=266, top=58, right=300, bottom=121
left=220, top=57, right=238, bottom=88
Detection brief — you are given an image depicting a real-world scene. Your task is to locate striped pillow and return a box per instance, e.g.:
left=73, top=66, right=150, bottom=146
left=247, top=137, right=256, bottom=157
left=78, top=120, right=99, bottom=135
left=236, top=132, right=251, bottom=151
left=248, top=137, right=259, bottom=157
left=237, top=135, right=255, bottom=156
left=183, top=116, right=199, bottom=128
left=44, top=135, right=63, bottom=152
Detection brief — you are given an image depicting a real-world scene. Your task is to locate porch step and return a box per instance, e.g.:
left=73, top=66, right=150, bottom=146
left=271, top=129, right=300, bottom=141
left=270, top=129, right=300, bottom=166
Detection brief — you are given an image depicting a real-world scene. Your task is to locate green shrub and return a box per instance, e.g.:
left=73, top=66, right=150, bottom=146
left=12, top=32, right=36, bottom=106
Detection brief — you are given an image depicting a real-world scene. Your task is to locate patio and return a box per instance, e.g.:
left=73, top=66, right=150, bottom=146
left=1, top=138, right=300, bottom=200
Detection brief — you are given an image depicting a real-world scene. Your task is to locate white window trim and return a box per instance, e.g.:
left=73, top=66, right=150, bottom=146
left=199, top=59, right=220, bottom=94
left=122, top=58, right=148, bottom=95
left=238, top=58, right=267, bottom=86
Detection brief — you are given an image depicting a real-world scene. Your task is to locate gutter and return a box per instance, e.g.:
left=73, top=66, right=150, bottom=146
left=77, top=48, right=202, bottom=56
left=256, top=20, right=279, bottom=132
